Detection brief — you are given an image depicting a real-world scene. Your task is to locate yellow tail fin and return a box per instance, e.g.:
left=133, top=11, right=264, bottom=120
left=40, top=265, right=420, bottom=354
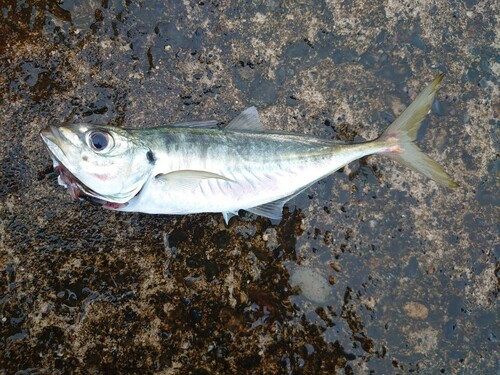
left=378, top=74, right=458, bottom=188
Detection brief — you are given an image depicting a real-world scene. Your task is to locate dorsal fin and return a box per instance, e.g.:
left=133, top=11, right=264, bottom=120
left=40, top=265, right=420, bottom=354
left=170, top=120, right=218, bottom=128
left=225, top=107, right=263, bottom=131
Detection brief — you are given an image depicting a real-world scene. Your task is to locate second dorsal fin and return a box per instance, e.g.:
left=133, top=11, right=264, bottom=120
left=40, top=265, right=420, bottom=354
left=225, top=107, right=263, bottom=131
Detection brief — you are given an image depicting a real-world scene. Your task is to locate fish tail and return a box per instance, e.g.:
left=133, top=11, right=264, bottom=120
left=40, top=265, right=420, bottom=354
left=376, top=74, right=458, bottom=188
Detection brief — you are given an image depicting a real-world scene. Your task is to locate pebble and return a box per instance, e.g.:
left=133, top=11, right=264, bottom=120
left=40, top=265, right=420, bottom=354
left=403, top=301, right=429, bottom=319
left=290, top=267, right=331, bottom=303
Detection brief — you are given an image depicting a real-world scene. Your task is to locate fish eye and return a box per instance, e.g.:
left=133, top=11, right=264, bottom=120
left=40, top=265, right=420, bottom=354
left=87, top=131, right=114, bottom=152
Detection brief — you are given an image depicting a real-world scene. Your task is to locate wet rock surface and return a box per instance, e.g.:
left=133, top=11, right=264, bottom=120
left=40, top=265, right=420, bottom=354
left=0, top=0, right=497, bottom=373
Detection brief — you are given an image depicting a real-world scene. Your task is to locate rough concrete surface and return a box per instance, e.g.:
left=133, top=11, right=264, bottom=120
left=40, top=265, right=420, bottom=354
left=0, top=0, right=498, bottom=373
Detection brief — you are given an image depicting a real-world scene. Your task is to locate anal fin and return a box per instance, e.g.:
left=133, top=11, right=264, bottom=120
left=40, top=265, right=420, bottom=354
left=245, top=197, right=289, bottom=220
left=244, top=183, right=315, bottom=221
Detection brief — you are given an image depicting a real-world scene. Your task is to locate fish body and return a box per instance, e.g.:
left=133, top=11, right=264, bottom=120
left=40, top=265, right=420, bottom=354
left=40, top=75, right=457, bottom=223
left=121, top=128, right=375, bottom=218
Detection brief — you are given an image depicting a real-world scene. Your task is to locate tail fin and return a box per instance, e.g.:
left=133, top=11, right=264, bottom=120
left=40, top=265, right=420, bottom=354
left=378, top=74, right=458, bottom=188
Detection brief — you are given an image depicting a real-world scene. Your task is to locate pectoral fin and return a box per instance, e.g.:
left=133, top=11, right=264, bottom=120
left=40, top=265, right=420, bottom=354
left=156, top=170, right=235, bottom=192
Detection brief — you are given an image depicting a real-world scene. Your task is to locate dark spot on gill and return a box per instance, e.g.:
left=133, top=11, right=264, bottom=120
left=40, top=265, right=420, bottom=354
left=147, top=150, right=156, bottom=164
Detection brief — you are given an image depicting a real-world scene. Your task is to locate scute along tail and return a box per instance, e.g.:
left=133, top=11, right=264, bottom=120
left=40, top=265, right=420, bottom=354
left=378, top=74, right=458, bottom=188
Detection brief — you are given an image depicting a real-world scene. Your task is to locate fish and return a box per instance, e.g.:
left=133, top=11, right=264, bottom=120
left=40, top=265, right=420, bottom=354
left=40, top=75, right=457, bottom=224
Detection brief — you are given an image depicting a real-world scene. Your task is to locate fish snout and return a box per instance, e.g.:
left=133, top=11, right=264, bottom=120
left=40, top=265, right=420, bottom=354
left=40, top=125, right=64, bottom=147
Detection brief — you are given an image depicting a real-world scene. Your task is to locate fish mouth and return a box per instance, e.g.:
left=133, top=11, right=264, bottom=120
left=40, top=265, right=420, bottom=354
left=40, top=126, right=127, bottom=210
left=54, top=161, right=127, bottom=209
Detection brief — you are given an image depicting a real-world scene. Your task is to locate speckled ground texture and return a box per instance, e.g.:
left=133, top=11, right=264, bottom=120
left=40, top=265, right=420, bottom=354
left=0, top=0, right=498, bottom=373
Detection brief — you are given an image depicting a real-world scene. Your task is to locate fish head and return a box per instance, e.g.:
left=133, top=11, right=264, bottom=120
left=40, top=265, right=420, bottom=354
left=40, top=123, right=154, bottom=205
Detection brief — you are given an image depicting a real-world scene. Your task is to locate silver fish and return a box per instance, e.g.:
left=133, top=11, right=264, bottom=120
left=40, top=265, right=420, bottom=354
left=40, top=75, right=457, bottom=224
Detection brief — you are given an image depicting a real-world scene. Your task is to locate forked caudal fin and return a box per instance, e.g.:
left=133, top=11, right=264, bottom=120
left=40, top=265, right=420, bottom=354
left=377, top=74, right=458, bottom=188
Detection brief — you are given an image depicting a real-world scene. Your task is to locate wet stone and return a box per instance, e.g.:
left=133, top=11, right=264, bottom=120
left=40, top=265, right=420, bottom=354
left=465, top=67, right=480, bottom=83
left=447, top=295, right=465, bottom=317
left=410, top=33, right=426, bottom=50
left=204, top=261, right=220, bottom=281
left=235, top=224, right=257, bottom=239
left=0, top=0, right=497, bottom=373
left=248, top=77, right=278, bottom=106
left=212, top=230, right=231, bottom=249
left=443, top=320, right=458, bottom=340
left=283, top=40, right=312, bottom=60
left=403, top=257, right=420, bottom=277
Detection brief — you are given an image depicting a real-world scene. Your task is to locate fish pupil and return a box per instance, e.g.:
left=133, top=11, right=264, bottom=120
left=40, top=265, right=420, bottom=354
left=90, top=132, right=108, bottom=150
